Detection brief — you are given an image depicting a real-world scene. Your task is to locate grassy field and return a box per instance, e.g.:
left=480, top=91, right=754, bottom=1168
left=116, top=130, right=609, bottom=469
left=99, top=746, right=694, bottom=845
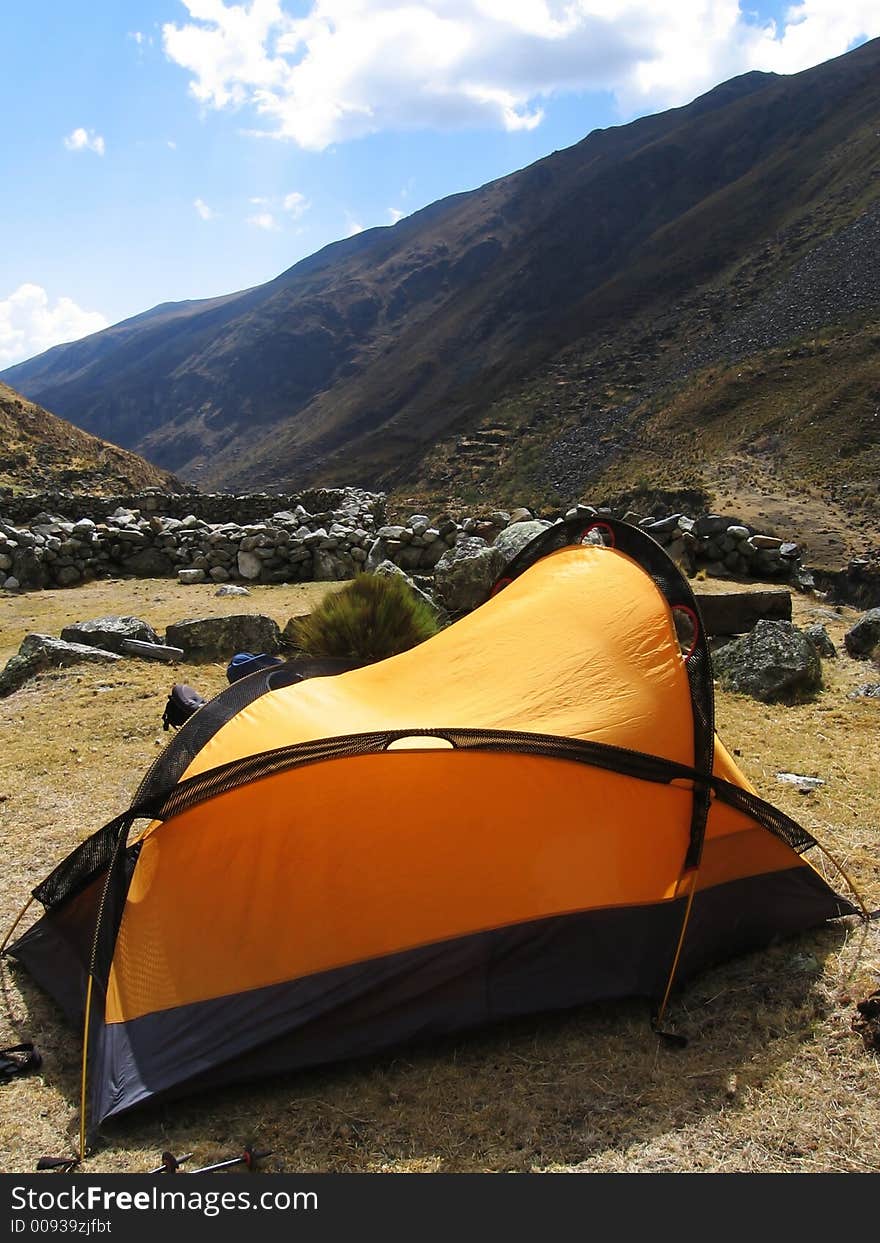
left=0, top=577, right=877, bottom=1174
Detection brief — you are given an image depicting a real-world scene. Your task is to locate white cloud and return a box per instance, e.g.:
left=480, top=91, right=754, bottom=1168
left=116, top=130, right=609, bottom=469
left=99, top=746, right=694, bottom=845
left=167, top=139, right=178, bottom=149
left=0, top=284, right=108, bottom=367
left=282, top=190, right=309, bottom=218
left=387, top=207, right=405, bottom=224
left=161, top=1, right=880, bottom=150
left=129, top=30, right=145, bottom=45
left=64, top=127, right=106, bottom=156
left=346, top=219, right=364, bottom=236
left=247, top=211, right=279, bottom=229
left=193, top=197, right=217, bottom=219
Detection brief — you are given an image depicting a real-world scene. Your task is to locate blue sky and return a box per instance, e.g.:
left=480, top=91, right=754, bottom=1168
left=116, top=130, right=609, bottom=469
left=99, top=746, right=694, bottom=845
left=1, top=1, right=877, bottom=366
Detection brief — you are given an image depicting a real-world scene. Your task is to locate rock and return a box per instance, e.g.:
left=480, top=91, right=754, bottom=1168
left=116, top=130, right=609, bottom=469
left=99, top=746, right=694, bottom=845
left=215, top=584, right=251, bottom=597
left=849, top=683, right=880, bottom=699
left=802, top=623, right=837, bottom=659
left=776, top=772, right=824, bottom=790
left=55, top=565, right=82, bottom=586
left=694, top=589, right=792, bottom=636
left=0, top=633, right=122, bottom=697
left=712, top=620, right=823, bottom=703
left=433, top=537, right=506, bottom=614
left=493, top=519, right=552, bottom=564
left=748, top=534, right=783, bottom=550
left=373, top=560, right=443, bottom=617
left=178, top=568, right=207, bottom=584
left=60, top=615, right=159, bottom=653
left=507, top=507, right=534, bottom=525
left=121, top=547, right=175, bottom=577
left=645, top=514, right=682, bottom=536
left=165, top=614, right=282, bottom=662
left=3, top=577, right=21, bottom=592
left=843, top=608, right=880, bottom=659
left=693, top=515, right=729, bottom=537
left=237, top=550, right=263, bottom=580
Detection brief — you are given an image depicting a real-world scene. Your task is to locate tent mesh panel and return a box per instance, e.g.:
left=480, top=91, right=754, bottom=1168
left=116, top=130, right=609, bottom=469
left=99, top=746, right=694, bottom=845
left=32, top=813, right=129, bottom=912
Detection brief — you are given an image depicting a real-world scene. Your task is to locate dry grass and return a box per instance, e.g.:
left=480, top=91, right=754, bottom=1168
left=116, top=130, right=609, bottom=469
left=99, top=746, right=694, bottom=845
left=0, top=578, right=877, bottom=1175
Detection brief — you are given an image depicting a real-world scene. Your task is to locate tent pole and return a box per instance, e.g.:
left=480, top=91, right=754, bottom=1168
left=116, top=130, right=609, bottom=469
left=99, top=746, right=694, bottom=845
left=655, top=870, right=698, bottom=1030
left=78, top=976, right=94, bottom=1162
left=0, top=895, right=34, bottom=956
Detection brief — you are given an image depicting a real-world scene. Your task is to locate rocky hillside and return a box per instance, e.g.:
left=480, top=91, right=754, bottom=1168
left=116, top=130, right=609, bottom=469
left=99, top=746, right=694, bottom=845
left=3, top=39, right=880, bottom=508
left=0, top=382, right=177, bottom=495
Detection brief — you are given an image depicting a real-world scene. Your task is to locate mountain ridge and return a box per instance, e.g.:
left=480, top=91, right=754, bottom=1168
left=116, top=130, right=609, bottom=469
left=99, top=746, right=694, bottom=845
left=3, top=39, right=879, bottom=505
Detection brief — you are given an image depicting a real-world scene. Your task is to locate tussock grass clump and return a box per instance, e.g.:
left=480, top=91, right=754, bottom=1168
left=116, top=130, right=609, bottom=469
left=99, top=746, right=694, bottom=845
left=290, top=573, right=439, bottom=661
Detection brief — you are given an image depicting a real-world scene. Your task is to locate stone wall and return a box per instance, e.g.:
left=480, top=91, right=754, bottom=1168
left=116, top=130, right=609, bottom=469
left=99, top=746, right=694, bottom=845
left=0, top=487, right=385, bottom=527
left=0, top=490, right=810, bottom=593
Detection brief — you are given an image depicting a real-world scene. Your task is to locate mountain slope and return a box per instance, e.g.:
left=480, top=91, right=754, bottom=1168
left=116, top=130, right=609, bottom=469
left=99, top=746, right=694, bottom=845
left=0, top=382, right=178, bottom=494
left=4, top=38, right=880, bottom=498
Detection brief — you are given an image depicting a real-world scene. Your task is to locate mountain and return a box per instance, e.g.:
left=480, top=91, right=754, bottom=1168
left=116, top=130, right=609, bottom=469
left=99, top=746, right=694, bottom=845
left=3, top=39, right=880, bottom=514
left=0, top=381, right=178, bottom=494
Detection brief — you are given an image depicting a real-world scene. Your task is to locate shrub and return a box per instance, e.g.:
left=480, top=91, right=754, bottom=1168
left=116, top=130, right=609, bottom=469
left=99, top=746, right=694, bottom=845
left=290, top=573, right=440, bottom=661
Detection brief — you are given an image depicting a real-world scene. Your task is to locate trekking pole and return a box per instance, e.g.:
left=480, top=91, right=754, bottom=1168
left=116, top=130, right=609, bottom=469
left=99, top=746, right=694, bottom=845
left=188, top=1146, right=273, bottom=1174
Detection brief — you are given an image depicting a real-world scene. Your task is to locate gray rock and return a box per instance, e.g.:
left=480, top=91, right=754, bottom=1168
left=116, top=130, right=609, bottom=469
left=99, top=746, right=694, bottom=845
left=121, top=547, right=175, bottom=577
left=165, top=614, right=282, bottom=662
left=215, top=584, right=251, bottom=597
left=493, top=519, right=552, bottom=565
left=55, top=565, right=82, bottom=586
left=0, top=633, right=122, bottom=698
left=694, top=589, right=792, bottom=636
left=843, top=608, right=880, bottom=659
left=433, top=537, right=506, bottom=614
left=849, top=683, right=880, bottom=699
left=178, top=568, right=207, bottom=584
left=60, top=615, right=159, bottom=653
left=712, top=620, right=823, bottom=703
left=749, top=534, right=783, bottom=550
left=802, top=624, right=837, bottom=659
left=373, top=560, right=443, bottom=617
left=237, top=549, right=263, bottom=580
left=693, top=515, right=729, bottom=537
left=3, top=576, right=20, bottom=592
left=507, top=507, right=534, bottom=525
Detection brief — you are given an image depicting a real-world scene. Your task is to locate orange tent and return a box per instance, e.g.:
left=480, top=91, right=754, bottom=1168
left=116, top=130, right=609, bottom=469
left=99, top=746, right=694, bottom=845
left=5, top=517, right=858, bottom=1139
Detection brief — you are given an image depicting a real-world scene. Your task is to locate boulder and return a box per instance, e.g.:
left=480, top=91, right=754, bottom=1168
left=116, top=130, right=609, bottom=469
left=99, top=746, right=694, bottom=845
left=165, top=614, right=282, bottom=662
left=694, top=589, right=792, bottom=636
left=802, top=623, right=837, bottom=659
left=373, top=560, right=443, bottom=617
left=0, top=634, right=121, bottom=698
left=493, top=519, right=552, bottom=565
left=433, top=537, right=506, bottom=614
left=237, top=550, right=263, bottom=580
left=120, top=547, right=175, bottom=577
left=178, top=568, right=207, bottom=584
left=712, top=620, right=822, bottom=703
left=844, top=608, right=880, bottom=659
left=215, top=584, right=251, bottom=597
left=60, top=615, right=159, bottom=654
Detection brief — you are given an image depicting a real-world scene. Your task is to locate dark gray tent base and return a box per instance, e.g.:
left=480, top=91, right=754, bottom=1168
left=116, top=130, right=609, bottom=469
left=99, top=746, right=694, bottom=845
left=10, top=863, right=852, bottom=1127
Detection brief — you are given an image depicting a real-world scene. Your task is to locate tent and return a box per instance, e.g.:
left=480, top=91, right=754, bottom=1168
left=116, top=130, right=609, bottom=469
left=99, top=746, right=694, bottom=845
left=4, top=517, right=860, bottom=1142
